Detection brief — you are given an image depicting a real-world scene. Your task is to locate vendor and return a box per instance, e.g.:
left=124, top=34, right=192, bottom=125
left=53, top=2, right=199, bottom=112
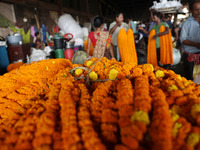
left=180, top=0, right=200, bottom=80
left=109, top=13, right=129, bottom=61
left=139, top=12, right=172, bottom=69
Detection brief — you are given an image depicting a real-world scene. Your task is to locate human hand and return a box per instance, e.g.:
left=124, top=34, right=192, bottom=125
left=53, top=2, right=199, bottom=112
left=85, top=56, right=91, bottom=60
left=116, top=21, right=122, bottom=26
left=173, top=38, right=178, bottom=43
left=152, top=34, right=158, bottom=39
left=138, top=26, right=144, bottom=31
left=149, top=7, right=152, bottom=11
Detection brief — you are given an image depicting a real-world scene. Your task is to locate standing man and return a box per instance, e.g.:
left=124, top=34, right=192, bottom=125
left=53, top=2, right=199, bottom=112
left=180, top=0, right=200, bottom=80
left=109, top=13, right=129, bottom=61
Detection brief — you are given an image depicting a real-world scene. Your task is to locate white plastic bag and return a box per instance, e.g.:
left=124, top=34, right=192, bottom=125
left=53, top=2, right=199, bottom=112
left=30, top=47, right=48, bottom=63
left=58, top=14, right=83, bottom=38
left=172, top=48, right=181, bottom=66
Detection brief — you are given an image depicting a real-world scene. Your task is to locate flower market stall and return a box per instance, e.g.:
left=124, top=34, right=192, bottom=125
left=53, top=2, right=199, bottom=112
left=0, top=57, right=200, bottom=150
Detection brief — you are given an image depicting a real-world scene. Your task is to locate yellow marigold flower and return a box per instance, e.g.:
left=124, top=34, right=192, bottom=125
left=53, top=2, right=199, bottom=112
left=187, top=133, right=200, bottom=147
left=89, top=71, right=98, bottom=81
left=86, top=61, right=93, bottom=67
left=168, top=85, right=178, bottom=92
left=180, top=86, right=185, bottom=90
left=170, top=110, right=180, bottom=122
left=172, top=123, right=182, bottom=137
left=110, top=65, right=115, bottom=69
left=46, top=66, right=49, bottom=70
left=177, top=75, right=182, bottom=81
left=142, top=64, right=154, bottom=74
left=171, top=105, right=182, bottom=115
left=75, top=68, right=83, bottom=76
left=155, top=70, right=165, bottom=78
left=131, top=111, right=150, bottom=125
left=149, top=64, right=154, bottom=72
left=184, top=81, right=191, bottom=86
left=109, top=69, right=118, bottom=80
left=191, top=104, right=200, bottom=119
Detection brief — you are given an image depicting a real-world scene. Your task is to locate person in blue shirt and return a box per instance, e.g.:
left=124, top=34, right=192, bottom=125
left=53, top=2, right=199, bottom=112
left=180, top=0, right=200, bottom=80
left=128, top=17, right=136, bottom=33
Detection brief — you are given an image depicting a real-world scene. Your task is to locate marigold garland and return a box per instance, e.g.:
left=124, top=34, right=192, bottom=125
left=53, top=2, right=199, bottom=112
left=0, top=58, right=200, bottom=149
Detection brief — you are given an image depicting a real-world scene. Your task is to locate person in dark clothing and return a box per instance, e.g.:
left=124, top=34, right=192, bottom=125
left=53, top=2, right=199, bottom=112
left=163, top=14, right=173, bottom=30
left=134, top=33, right=147, bottom=64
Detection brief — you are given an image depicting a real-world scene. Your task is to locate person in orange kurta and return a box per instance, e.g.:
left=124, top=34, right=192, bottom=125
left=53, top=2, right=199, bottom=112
left=139, top=12, right=173, bottom=69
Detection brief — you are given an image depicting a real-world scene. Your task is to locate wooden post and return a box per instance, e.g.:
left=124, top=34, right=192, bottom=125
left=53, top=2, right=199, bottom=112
left=57, top=0, right=62, bottom=16
left=85, top=0, right=89, bottom=21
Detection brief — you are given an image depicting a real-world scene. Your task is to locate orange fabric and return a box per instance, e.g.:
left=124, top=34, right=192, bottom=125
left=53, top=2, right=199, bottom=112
left=127, top=29, right=138, bottom=65
left=118, top=28, right=128, bottom=64
left=84, top=40, right=93, bottom=56
left=118, top=28, right=138, bottom=64
left=7, top=62, right=24, bottom=72
left=147, top=29, right=157, bottom=66
left=159, top=25, right=173, bottom=65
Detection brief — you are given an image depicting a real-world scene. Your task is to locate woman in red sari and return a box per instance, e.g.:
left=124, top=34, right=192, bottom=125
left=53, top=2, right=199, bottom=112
left=86, top=17, right=115, bottom=60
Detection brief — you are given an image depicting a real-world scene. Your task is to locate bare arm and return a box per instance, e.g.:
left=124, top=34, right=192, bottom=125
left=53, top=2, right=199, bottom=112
left=138, top=26, right=150, bottom=35
left=86, top=38, right=92, bottom=58
left=109, top=45, right=115, bottom=59
left=182, top=40, right=200, bottom=49
left=154, top=27, right=169, bottom=38
left=110, top=23, right=118, bottom=34
left=149, top=8, right=154, bottom=21
left=173, top=27, right=179, bottom=42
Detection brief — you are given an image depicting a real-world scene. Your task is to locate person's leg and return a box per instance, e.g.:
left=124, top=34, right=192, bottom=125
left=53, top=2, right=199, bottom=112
left=113, top=46, right=118, bottom=60
left=183, top=53, right=194, bottom=80
left=156, top=48, right=160, bottom=66
left=117, top=46, right=121, bottom=61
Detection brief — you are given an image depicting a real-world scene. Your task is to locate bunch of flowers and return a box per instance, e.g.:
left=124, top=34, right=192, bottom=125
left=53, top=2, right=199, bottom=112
left=1, top=58, right=200, bottom=149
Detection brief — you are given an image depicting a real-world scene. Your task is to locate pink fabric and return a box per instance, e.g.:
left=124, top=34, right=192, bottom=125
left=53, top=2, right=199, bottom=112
left=187, top=53, right=200, bottom=65
left=31, top=26, right=36, bottom=37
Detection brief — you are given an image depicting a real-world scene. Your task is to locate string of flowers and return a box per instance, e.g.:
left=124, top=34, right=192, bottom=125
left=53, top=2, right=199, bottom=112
left=128, top=75, right=151, bottom=149
left=58, top=79, right=83, bottom=150
left=101, top=95, right=118, bottom=146
left=77, top=82, right=106, bottom=150
left=90, top=81, right=113, bottom=131
left=115, top=78, right=139, bottom=150
left=182, top=126, right=200, bottom=150
left=149, top=87, right=173, bottom=150
left=32, top=84, right=60, bottom=149
left=172, top=116, right=191, bottom=150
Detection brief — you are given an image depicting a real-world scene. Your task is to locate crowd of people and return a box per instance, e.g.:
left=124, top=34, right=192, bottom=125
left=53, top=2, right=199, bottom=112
left=86, top=0, right=200, bottom=81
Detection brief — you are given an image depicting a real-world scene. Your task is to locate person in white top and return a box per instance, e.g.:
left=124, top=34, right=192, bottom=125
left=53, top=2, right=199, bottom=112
left=109, top=13, right=129, bottom=61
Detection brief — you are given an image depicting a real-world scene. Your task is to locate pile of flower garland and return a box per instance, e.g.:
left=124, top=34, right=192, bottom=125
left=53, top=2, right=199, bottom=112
left=0, top=57, right=200, bottom=150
